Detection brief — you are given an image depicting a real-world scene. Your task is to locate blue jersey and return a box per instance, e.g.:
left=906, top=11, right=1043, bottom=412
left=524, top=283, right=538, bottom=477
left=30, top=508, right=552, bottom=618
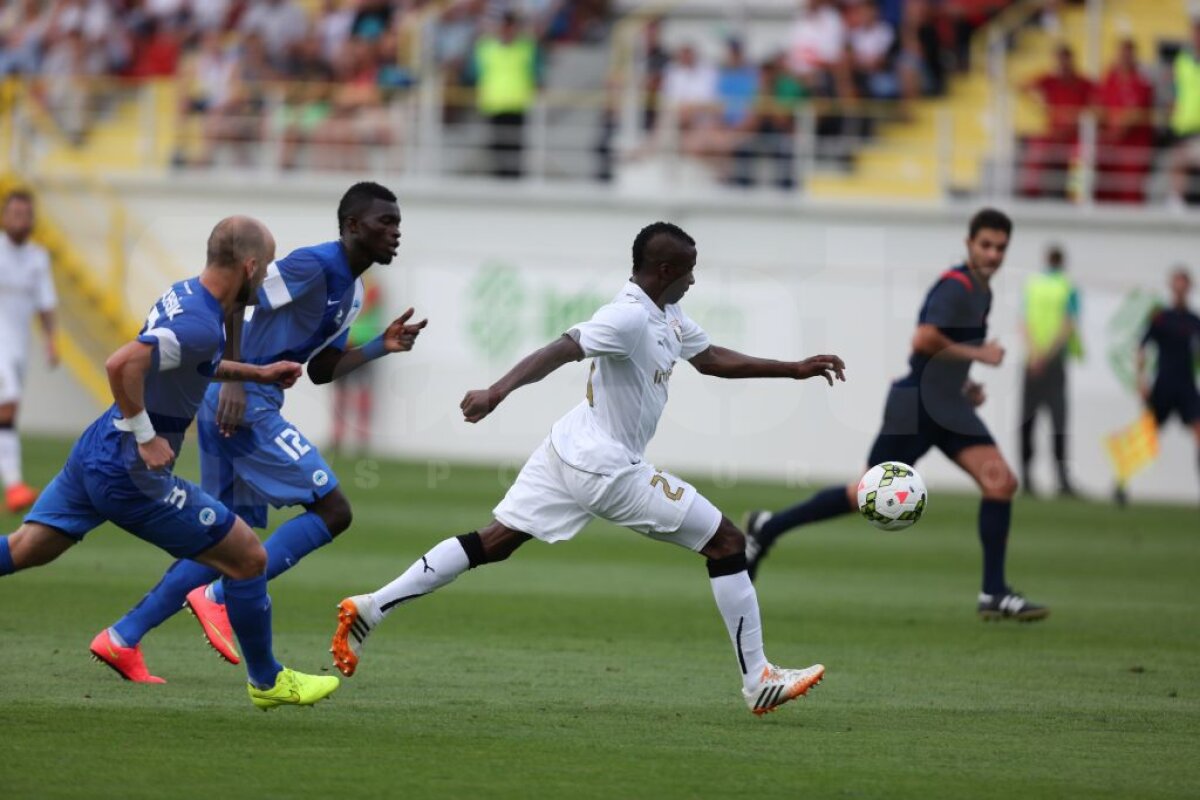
left=905, top=265, right=991, bottom=395
left=245, top=241, right=363, bottom=367
left=77, top=278, right=225, bottom=473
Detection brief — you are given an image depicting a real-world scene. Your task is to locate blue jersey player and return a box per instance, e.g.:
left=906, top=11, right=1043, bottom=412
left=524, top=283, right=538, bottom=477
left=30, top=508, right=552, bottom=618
left=1136, top=267, right=1200, bottom=502
left=0, top=216, right=339, bottom=708
left=744, top=209, right=1050, bottom=622
left=98, top=182, right=426, bottom=675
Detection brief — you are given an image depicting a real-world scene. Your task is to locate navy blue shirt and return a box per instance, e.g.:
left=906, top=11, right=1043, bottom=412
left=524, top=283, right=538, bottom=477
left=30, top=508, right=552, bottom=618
left=1142, top=306, right=1200, bottom=388
left=906, top=264, right=991, bottom=395
left=78, top=278, right=225, bottom=472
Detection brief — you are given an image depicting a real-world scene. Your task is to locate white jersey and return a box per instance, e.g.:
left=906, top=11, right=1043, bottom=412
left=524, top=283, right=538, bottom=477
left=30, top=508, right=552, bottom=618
left=0, top=235, right=56, bottom=360
left=550, top=280, right=710, bottom=475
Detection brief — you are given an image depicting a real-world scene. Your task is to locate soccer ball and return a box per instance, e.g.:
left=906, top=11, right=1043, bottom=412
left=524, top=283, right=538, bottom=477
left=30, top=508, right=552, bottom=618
left=857, top=462, right=927, bottom=531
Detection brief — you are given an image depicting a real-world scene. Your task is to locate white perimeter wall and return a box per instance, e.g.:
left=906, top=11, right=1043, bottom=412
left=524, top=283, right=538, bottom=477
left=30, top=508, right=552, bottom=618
left=22, top=175, right=1200, bottom=502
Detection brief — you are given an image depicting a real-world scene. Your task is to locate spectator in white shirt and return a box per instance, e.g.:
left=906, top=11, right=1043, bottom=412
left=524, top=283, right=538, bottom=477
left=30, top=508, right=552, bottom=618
left=787, top=0, right=846, bottom=94
left=847, top=1, right=898, bottom=99
left=240, top=0, right=308, bottom=65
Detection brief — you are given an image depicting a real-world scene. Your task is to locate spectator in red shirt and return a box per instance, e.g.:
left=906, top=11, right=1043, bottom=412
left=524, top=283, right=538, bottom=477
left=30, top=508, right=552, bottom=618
left=1096, top=38, right=1155, bottom=203
left=1019, top=44, right=1096, bottom=198
left=128, top=18, right=180, bottom=78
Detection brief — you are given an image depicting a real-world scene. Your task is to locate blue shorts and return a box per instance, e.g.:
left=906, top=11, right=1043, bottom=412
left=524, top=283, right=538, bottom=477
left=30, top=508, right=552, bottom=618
left=198, top=385, right=338, bottom=529
left=25, top=455, right=236, bottom=559
left=866, top=381, right=995, bottom=467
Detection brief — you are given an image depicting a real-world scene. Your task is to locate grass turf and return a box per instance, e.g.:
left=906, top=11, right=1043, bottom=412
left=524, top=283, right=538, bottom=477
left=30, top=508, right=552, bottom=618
left=0, top=435, right=1197, bottom=799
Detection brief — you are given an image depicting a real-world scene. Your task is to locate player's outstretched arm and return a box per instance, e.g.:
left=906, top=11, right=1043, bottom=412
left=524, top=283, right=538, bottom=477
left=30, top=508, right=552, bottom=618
left=461, top=334, right=585, bottom=423
left=689, top=345, right=846, bottom=385
left=105, top=340, right=175, bottom=470
left=912, top=324, right=1004, bottom=366
left=308, top=307, right=428, bottom=385
left=214, top=360, right=303, bottom=388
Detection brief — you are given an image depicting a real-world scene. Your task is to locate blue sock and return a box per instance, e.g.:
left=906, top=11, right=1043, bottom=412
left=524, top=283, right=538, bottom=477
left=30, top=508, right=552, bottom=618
left=223, top=574, right=283, bottom=688
left=211, top=513, right=332, bottom=605
left=759, top=485, right=853, bottom=545
left=0, top=535, right=13, bottom=576
left=113, top=559, right=220, bottom=646
left=979, top=499, right=1011, bottom=595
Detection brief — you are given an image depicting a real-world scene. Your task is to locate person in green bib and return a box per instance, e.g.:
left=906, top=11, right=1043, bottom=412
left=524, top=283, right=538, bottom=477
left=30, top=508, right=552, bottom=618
left=473, top=11, right=542, bottom=178
left=1168, top=20, right=1200, bottom=210
left=1019, top=244, right=1082, bottom=496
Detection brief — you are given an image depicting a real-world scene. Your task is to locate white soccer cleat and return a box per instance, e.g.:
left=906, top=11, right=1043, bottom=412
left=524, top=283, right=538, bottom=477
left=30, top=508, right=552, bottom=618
left=330, top=594, right=380, bottom=677
left=743, top=663, right=825, bottom=716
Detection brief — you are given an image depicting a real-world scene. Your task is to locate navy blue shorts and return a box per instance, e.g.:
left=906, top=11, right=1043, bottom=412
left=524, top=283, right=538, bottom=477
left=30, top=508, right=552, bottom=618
left=866, top=381, right=996, bottom=467
left=25, top=455, right=236, bottom=559
left=1148, top=381, right=1200, bottom=427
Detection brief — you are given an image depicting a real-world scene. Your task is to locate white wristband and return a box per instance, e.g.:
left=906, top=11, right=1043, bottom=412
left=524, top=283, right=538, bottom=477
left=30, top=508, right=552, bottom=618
left=113, top=410, right=157, bottom=444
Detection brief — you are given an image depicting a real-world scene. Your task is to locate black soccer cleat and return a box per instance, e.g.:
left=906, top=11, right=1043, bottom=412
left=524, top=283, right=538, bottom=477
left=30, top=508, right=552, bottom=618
left=743, top=510, right=774, bottom=581
left=977, top=589, right=1050, bottom=622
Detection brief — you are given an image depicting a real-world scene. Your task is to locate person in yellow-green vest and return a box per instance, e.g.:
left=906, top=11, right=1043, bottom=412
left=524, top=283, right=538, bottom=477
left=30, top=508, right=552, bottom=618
left=473, top=11, right=542, bottom=178
left=1020, top=244, right=1081, bottom=497
left=1168, top=20, right=1200, bottom=210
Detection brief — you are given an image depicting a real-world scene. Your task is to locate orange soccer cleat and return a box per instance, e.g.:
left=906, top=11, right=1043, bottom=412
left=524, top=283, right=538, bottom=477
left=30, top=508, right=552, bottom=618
left=89, top=629, right=166, bottom=684
left=185, top=586, right=240, bottom=664
left=5, top=483, right=38, bottom=514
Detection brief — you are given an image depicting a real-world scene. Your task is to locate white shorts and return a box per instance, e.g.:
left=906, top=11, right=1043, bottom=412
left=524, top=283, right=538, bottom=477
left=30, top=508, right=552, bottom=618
left=493, top=437, right=723, bottom=552
left=0, top=357, right=25, bottom=405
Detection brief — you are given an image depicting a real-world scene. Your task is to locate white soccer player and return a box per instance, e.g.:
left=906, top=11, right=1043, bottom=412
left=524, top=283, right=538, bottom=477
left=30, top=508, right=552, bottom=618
left=331, top=222, right=847, bottom=716
left=0, top=190, right=58, bottom=514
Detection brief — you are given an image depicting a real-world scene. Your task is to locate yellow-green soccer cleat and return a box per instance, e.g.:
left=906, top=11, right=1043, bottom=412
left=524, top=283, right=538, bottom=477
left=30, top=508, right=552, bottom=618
left=247, top=667, right=340, bottom=711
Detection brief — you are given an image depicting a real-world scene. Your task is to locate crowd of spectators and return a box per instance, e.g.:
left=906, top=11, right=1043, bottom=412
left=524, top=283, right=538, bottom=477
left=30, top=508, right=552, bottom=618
left=1018, top=20, right=1200, bottom=207
left=623, top=0, right=1011, bottom=188
left=0, top=0, right=607, bottom=167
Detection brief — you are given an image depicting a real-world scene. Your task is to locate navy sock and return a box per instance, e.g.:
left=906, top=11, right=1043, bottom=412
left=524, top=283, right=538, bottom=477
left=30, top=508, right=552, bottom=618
left=0, top=535, right=13, bottom=576
left=759, top=485, right=853, bottom=545
left=223, top=575, right=283, bottom=688
left=113, top=559, right=219, bottom=646
left=979, top=499, right=1011, bottom=595
left=212, top=513, right=332, bottom=605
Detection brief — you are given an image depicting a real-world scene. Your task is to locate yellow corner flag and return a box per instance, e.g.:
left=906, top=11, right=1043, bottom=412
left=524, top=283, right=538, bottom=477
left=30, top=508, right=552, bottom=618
left=1105, top=411, right=1159, bottom=484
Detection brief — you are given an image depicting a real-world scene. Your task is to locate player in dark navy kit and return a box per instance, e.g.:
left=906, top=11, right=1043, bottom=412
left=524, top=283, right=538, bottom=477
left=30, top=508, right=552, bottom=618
left=745, top=208, right=1049, bottom=622
left=98, top=182, right=427, bottom=677
left=1137, top=267, right=1200, bottom=501
left=0, top=217, right=341, bottom=708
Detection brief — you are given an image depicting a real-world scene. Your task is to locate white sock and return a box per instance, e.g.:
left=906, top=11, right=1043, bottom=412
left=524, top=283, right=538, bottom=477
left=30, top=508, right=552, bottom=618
left=107, top=627, right=129, bottom=648
left=372, top=537, right=471, bottom=620
left=710, top=571, right=770, bottom=690
left=0, top=429, right=21, bottom=487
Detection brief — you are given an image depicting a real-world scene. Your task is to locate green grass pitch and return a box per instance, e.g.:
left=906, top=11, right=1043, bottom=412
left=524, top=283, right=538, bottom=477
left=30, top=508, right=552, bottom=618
left=0, top=436, right=1197, bottom=799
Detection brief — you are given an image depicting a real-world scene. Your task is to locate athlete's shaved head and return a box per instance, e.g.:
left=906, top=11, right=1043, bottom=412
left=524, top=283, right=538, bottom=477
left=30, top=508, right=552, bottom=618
left=632, top=221, right=695, bottom=274
left=206, top=215, right=274, bottom=269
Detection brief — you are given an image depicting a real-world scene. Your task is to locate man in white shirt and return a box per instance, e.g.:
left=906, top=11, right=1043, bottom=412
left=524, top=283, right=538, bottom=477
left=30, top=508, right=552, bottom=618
left=0, top=190, right=58, bottom=513
left=787, top=0, right=847, bottom=81
left=330, top=222, right=847, bottom=716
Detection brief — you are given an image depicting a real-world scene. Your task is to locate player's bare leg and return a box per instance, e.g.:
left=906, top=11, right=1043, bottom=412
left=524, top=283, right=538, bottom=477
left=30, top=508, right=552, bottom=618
left=1192, top=420, right=1200, bottom=503
left=1, top=522, right=76, bottom=572
left=700, top=517, right=824, bottom=715
left=954, top=444, right=1049, bottom=621
left=332, top=521, right=527, bottom=676
left=0, top=402, right=37, bottom=513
